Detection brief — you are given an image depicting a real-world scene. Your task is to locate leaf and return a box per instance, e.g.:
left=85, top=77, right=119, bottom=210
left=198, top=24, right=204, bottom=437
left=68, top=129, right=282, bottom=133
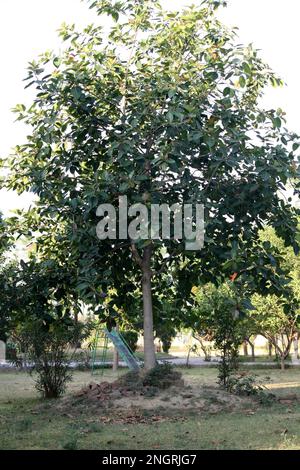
left=71, top=87, right=83, bottom=100
left=223, top=87, right=234, bottom=97
left=242, top=62, right=252, bottom=75
left=77, top=282, right=90, bottom=291
left=239, top=75, right=246, bottom=88
left=166, top=111, right=174, bottom=123
left=53, top=57, right=61, bottom=68
left=273, top=117, right=282, bottom=129
left=111, top=11, right=119, bottom=21
left=119, top=182, right=129, bottom=192
left=205, top=71, right=218, bottom=81
left=241, top=299, right=256, bottom=311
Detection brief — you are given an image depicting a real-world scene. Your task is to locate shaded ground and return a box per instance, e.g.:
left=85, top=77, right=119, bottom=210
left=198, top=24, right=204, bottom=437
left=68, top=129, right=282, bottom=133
left=1, top=368, right=300, bottom=450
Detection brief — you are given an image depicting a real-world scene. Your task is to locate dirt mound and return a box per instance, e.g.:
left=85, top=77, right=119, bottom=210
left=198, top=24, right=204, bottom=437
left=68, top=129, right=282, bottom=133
left=75, top=379, right=163, bottom=402
left=73, top=375, right=254, bottom=417
left=76, top=365, right=185, bottom=403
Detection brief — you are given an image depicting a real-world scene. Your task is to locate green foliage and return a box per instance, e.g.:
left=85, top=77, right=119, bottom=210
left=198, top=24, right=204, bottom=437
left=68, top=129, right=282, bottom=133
left=3, top=0, right=299, bottom=363
left=62, top=439, right=78, bottom=451
left=0, top=258, right=84, bottom=328
left=0, top=257, right=93, bottom=397
left=0, top=214, right=14, bottom=342
left=161, top=336, right=173, bottom=354
left=121, top=329, right=138, bottom=352
left=249, top=293, right=299, bottom=368
left=0, top=214, right=11, bottom=256
left=0, top=261, right=21, bottom=342
left=5, top=341, right=18, bottom=361
left=192, top=283, right=244, bottom=388
left=152, top=288, right=181, bottom=353
left=227, top=373, right=276, bottom=405
left=244, top=226, right=300, bottom=368
left=17, top=318, right=90, bottom=399
left=251, top=294, right=289, bottom=335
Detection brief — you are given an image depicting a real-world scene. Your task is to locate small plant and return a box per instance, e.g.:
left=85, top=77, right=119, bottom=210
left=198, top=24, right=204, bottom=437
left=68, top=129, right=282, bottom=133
left=5, top=342, right=17, bottom=361
left=192, top=283, right=244, bottom=390
left=74, top=350, right=91, bottom=370
left=227, top=373, right=276, bottom=405
left=63, top=438, right=78, bottom=450
left=17, top=319, right=91, bottom=399
left=217, top=344, right=239, bottom=390
left=16, top=418, right=33, bottom=432
left=89, top=423, right=102, bottom=433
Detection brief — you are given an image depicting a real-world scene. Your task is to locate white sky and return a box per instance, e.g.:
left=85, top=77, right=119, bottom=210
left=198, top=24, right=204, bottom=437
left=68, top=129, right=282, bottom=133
left=0, top=0, right=299, bottom=215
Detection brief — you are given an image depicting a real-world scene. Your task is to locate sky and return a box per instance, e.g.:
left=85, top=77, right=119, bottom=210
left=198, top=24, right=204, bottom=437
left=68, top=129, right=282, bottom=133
left=0, top=0, right=299, bottom=215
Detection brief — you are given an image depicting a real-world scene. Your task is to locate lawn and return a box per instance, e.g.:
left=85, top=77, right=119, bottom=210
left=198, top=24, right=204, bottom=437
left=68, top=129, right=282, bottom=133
left=1, top=367, right=300, bottom=450
left=75, top=349, right=176, bottom=362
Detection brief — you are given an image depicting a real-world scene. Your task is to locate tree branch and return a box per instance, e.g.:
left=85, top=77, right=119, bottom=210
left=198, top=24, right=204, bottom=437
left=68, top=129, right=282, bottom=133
left=130, top=242, right=143, bottom=269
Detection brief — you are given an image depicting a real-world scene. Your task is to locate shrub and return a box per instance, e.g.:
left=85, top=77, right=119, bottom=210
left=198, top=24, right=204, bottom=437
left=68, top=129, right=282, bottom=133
left=6, top=342, right=17, bottom=361
left=227, top=373, right=276, bottom=405
left=192, top=283, right=244, bottom=389
left=121, top=330, right=139, bottom=352
left=16, top=318, right=91, bottom=399
left=161, top=337, right=172, bottom=354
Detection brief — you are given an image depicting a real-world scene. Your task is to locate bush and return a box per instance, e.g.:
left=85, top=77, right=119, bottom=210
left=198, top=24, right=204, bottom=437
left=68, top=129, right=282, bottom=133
left=227, top=373, right=276, bottom=405
left=192, top=283, right=244, bottom=389
left=161, top=337, right=172, bottom=354
left=16, top=319, right=91, bottom=399
left=6, top=342, right=17, bottom=361
left=121, top=330, right=139, bottom=352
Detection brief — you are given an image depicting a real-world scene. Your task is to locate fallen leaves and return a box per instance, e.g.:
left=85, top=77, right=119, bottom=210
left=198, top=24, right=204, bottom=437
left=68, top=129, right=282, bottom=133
left=98, top=410, right=187, bottom=425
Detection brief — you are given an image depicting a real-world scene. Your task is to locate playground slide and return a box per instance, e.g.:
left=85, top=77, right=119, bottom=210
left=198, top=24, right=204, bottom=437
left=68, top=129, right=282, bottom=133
left=104, top=329, right=141, bottom=371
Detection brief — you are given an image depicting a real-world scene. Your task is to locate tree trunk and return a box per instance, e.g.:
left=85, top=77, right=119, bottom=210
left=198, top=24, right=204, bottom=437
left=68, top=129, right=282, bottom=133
left=243, top=341, right=248, bottom=357
left=268, top=342, right=273, bottom=358
left=142, top=247, right=156, bottom=370
left=293, top=334, right=299, bottom=359
left=250, top=343, right=255, bottom=361
left=186, top=347, right=191, bottom=368
left=113, top=326, right=119, bottom=372
left=280, top=356, right=285, bottom=370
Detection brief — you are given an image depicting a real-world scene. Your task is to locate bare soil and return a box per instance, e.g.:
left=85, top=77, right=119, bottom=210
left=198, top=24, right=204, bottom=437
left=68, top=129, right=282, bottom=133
left=62, top=374, right=256, bottom=422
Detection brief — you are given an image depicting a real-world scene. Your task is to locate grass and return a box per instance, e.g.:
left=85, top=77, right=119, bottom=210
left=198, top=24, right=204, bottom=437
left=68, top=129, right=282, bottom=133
left=237, top=354, right=292, bottom=363
left=1, top=367, right=300, bottom=450
left=70, top=349, right=176, bottom=362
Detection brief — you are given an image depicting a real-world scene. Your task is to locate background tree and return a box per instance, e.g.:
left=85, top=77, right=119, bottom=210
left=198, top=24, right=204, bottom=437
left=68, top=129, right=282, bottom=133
left=249, top=293, right=299, bottom=370
left=0, top=257, right=92, bottom=396
left=191, top=282, right=245, bottom=388
left=5, top=0, right=299, bottom=369
left=0, top=213, right=13, bottom=343
left=0, top=261, right=18, bottom=343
